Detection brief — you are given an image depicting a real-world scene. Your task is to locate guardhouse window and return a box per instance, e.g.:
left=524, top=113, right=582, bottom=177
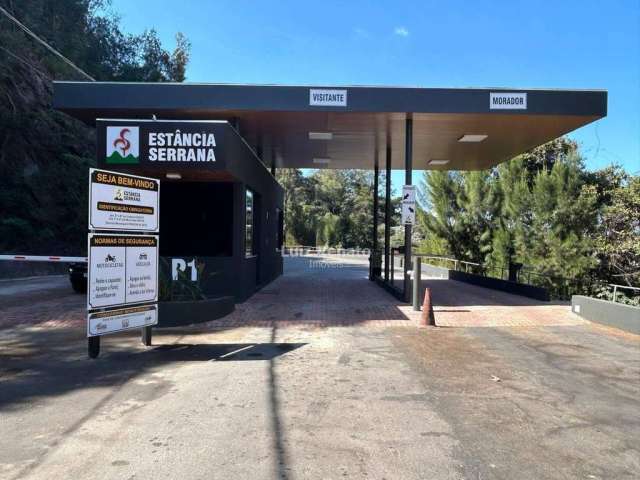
left=245, top=188, right=254, bottom=257
left=160, top=182, right=233, bottom=257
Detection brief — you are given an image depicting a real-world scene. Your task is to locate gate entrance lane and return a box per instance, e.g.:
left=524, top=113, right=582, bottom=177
left=53, top=82, right=607, bottom=326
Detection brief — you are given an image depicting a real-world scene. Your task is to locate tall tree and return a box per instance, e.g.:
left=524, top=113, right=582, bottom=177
left=524, top=153, right=598, bottom=281
left=276, top=169, right=315, bottom=245
left=592, top=174, right=640, bottom=288
left=456, top=170, right=498, bottom=264
left=419, top=138, right=610, bottom=296
left=487, top=156, right=531, bottom=271
left=418, top=170, right=465, bottom=258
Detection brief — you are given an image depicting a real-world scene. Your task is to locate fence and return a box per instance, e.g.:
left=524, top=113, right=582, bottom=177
left=411, top=253, right=585, bottom=300
left=609, top=284, right=640, bottom=305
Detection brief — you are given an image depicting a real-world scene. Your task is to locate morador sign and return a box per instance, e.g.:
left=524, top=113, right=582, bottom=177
left=97, top=119, right=228, bottom=168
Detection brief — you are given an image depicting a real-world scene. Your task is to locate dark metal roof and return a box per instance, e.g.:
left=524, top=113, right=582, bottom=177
left=53, top=82, right=607, bottom=170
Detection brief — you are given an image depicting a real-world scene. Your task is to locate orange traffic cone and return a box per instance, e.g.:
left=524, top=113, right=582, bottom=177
left=419, top=287, right=435, bottom=327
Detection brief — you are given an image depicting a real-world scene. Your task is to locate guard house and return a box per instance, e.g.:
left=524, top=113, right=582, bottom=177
left=54, top=83, right=607, bottom=324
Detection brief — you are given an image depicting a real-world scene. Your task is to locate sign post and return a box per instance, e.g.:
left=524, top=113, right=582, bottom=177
left=87, top=168, right=160, bottom=358
left=401, top=185, right=416, bottom=226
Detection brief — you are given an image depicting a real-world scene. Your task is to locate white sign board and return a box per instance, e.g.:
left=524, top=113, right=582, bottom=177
left=88, top=233, right=158, bottom=310
left=489, top=92, right=527, bottom=110
left=401, top=185, right=416, bottom=225
left=309, top=89, right=348, bottom=107
left=88, top=304, right=158, bottom=337
left=89, top=168, right=159, bottom=232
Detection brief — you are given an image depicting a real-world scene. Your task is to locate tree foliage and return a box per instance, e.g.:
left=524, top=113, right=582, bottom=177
left=0, top=0, right=190, bottom=254
left=592, top=173, right=640, bottom=287
left=276, top=169, right=396, bottom=249
left=418, top=137, right=639, bottom=298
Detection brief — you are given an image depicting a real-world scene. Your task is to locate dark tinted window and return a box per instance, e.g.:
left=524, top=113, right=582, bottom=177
left=160, top=182, right=233, bottom=257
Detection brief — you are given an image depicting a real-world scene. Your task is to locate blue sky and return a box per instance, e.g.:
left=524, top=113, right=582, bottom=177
left=109, top=0, right=639, bottom=187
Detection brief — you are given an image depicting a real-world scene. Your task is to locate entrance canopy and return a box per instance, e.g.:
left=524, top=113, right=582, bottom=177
left=53, top=82, right=606, bottom=170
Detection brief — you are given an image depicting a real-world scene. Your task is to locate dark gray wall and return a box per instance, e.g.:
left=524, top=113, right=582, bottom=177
left=571, top=295, right=640, bottom=335
left=231, top=147, right=284, bottom=302
left=449, top=270, right=550, bottom=301
left=419, top=263, right=550, bottom=301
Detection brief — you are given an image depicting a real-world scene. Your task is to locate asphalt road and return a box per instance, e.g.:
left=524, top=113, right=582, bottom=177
left=0, top=260, right=638, bottom=479
left=0, top=275, right=71, bottom=303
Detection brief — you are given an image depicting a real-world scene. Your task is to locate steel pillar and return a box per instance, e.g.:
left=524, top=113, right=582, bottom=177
left=370, top=148, right=379, bottom=280
left=413, top=257, right=421, bottom=310
left=403, top=116, right=413, bottom=301
left=384, top=142, right=391, bottom=282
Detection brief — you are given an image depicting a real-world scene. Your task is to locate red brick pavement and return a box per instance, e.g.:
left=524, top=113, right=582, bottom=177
left=0, top=256, right=585, bottom=332
left=0, top=294, right=85, bottom=330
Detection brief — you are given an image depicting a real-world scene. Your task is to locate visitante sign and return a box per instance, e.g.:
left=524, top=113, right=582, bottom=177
left=309, top=89, right=348, bottom=107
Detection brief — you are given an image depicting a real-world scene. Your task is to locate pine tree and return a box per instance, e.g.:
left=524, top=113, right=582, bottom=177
left=488, top=156, right=533, bottom=275
left=456, top=170, right=498, bottom=265
left=527, top=153, right=597, bottom=284
left=419, top=171, right=466, bottom=259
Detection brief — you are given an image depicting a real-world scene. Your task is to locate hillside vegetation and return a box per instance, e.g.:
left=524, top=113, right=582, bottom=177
left=0, top=0, right=189, bottom=255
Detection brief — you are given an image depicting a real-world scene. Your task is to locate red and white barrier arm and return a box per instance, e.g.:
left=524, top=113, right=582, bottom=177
left=0, top=255, right=87, bottom=263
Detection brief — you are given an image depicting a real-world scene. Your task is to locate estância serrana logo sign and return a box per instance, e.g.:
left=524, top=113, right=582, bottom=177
left=106, top=126, right=140, bottom=164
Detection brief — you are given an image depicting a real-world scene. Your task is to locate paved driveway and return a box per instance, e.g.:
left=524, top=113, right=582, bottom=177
left=0, top=256, right=638, bottom=479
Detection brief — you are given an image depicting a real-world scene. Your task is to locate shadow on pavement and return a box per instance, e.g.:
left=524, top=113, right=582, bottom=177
left=267, top=322, right=291, bottom=479
left=404, top=277, right=569, bottom=307
left=0, top=324, right=305, bottom=411
left=150, top=342, right=306, bottom=361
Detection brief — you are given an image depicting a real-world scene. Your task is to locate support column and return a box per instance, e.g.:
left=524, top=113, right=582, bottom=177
left=403, top=116, right=413, bottom=301
left=370, top=148, right=379, bottom=280
left=384, top=141, right=391, bottom=282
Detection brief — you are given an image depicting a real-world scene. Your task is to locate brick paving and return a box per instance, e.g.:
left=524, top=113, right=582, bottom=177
left=200, top=255, right=416, bottom=329
left=0, top=289, right=85, bottom=330
left=0, top=255, right=585, bottom=332
left=412, top=276, right=586, bottom=328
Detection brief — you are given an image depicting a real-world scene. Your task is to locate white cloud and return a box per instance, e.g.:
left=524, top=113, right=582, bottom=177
left=353, top=27, right=370, bottom=38
left=394, top=26, right=409, bottom=37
